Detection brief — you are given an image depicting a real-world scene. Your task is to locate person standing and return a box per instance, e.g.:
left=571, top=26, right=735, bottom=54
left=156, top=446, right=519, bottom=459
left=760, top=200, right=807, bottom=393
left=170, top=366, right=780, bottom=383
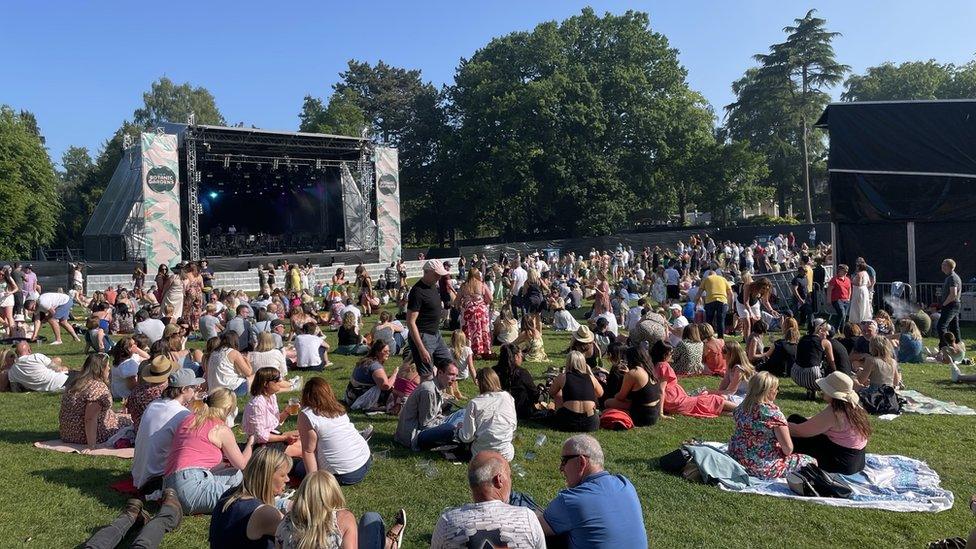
left=848, top=264, right=872, bottom=325
left=10, top=263, right=24, bottom=316
left=791, top=266, right=813, bottom=331
left=406, top=260, right=453, bottom=378
left=695, top=268, right=733, bottom=339
left=826, top=264, right=852, bottom=329
left=937, top=258, right=963, bottom=345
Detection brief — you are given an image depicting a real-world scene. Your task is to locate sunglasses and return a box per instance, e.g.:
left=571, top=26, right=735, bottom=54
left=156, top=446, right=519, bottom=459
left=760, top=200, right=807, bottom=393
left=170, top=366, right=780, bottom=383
left=560, top=454, right=583, bottom=467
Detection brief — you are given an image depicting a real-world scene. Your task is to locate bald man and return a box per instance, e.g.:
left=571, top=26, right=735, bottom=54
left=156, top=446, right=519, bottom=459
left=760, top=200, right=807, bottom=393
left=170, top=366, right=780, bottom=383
left=431, top=451, right=545, bottom=549
left=7, top=341, right=68, bottom=392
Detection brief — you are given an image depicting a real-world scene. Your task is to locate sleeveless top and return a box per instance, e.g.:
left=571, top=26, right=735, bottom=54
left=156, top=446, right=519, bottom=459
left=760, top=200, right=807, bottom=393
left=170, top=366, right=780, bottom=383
left=164, top=416, right=223, bottom=476
left=628, top=375, right=661, bottom=407
left=210, top=493, right=275, bottom=549
left=208, top=347, right=245, bottom=392
left=563, top=370, right=596, bottom=402
left=864, top=357, right=897, bottom=388
left=301, top=409, right=371, bottom=475
left=795, top=334, right=824, bottom=369
left=825, top=415, right=869, bottom=450
left=276, top=514, right=343, bottom=549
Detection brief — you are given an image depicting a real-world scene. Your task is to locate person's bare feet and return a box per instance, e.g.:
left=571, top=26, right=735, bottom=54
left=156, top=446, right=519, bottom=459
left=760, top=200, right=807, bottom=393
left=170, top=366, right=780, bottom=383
left=385, top=508, right=406, bottom=549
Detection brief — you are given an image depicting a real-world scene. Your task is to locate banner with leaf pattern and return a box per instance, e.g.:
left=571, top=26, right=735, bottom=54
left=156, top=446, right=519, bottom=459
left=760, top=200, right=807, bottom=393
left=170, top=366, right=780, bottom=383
left=141, top=133, right=182, bottom=272
left=374, top=146, right=401, bottom=263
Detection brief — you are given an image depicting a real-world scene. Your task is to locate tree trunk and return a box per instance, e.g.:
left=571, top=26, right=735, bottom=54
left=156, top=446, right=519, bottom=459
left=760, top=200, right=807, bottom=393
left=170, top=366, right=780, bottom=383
left=777, top=186, right=787, bottom=219
left=801, top=119, right=813, bottom=223
left=678, top=189, right=688, bottom=226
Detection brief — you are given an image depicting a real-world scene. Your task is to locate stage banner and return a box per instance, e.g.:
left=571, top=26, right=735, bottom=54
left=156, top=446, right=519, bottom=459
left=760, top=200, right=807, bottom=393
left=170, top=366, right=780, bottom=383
left=141, top=133, right=182, bottom=273
left=340, top=163, right=367, bottom=250
left=374, top=146, right=401, bottom=263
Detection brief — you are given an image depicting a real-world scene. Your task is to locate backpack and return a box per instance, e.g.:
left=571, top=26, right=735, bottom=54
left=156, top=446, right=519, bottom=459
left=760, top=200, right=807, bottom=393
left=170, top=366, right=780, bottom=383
left=858, top=385, right=905, bottom=415
left=600, top=409, right=634, bottom=430
left=787, top=464, right=853, bottom=498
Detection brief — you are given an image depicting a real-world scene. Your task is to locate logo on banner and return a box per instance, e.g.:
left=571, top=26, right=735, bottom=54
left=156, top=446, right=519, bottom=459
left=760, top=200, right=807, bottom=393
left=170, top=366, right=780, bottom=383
left=147, top=166, right=178, bottom=193
left=377, top=173, right=398, bottom=195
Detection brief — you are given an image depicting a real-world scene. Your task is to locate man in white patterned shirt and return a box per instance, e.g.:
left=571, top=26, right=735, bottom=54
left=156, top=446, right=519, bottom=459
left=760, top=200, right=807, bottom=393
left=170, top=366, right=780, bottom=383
left=431, top=451, right=546, bottom=549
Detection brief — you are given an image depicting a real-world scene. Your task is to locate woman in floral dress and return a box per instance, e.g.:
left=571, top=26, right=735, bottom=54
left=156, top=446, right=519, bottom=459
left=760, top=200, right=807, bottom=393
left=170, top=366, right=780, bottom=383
left=728, top=371, right=816, bottom=479
left=59, top=353, right=132, bottom=447
left=182, top=262, right=204, bottom=330
left=457, top=268, right=493, bottom=358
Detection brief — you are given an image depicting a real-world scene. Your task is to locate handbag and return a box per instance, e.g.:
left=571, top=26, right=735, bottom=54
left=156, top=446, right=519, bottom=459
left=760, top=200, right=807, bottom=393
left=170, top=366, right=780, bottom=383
left=858, top=385, right=905, bottom=415
left=787, top=464, right=853, bottom=498
left=658, top=447, right=692, bottom=475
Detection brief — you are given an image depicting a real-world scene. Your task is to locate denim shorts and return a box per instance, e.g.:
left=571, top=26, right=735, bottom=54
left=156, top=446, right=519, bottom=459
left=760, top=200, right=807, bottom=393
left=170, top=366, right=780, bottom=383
left=54, top=298, right=74, bottom=320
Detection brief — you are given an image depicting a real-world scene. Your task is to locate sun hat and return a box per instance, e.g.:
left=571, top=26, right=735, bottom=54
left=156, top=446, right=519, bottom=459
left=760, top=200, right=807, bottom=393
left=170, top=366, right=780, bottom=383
left=573, top=325, right=595, bottom=344
left=422, top=259, right=448, bottom=276
left=816, top=371, right=860, bottom=405
left=168, top=368, right=205, bottom=388
left=140, top=356, right=179, bottom=384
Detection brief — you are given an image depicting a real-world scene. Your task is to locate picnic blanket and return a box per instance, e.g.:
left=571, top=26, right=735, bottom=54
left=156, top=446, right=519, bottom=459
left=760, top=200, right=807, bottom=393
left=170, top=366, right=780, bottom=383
left=33, top=439, right=134, bottom=459
left=899, top=390, right=976, bottom=415
left=703, top=443, right=953, bottom=512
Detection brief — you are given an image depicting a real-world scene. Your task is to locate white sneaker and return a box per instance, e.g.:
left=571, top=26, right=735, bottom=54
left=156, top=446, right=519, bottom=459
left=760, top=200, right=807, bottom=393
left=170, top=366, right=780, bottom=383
left=49, top=340, right=63, bottom=346
left=951, top=364, right=962, bottom=383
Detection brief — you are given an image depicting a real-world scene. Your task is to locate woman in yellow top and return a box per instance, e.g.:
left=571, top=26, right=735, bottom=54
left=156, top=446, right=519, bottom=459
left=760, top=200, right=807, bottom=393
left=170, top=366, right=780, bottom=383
left=695, top=269, right=734, bottom=340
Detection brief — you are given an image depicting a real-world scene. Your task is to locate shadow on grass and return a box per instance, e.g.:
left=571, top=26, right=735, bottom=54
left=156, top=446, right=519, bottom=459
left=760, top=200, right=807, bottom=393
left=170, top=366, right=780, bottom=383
left=0, top=428, right=59, bottom=444
left=33, top=466, right=128, bottom=508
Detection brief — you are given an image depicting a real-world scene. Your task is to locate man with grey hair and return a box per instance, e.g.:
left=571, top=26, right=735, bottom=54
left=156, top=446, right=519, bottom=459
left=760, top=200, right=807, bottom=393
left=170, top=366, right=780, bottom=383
left=538, top=435, right=647, bottom=548
left=431, top=451, right=545, bottom=548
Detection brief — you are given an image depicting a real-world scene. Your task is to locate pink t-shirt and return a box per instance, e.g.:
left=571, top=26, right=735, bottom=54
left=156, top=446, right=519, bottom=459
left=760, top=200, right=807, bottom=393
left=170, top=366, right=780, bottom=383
left=164, top=416, right=224, bottom=476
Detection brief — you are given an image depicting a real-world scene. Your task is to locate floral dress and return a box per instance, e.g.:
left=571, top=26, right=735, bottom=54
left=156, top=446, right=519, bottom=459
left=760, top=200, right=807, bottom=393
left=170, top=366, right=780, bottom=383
left=461, top=287, right=492, bottom=357
left=728, top=402, right=816, bottom=479
left=183, top=274, right=204, bottom=329
left=59, top=381, right=132, bottom=444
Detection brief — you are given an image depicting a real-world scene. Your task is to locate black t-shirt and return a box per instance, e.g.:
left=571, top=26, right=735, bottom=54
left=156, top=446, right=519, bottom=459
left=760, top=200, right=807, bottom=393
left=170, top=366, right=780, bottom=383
left=337, top=326, right=361, bottom=346
left=408, top=279, right=443, bottom=335
left=791, top=274, right=809, bottom=300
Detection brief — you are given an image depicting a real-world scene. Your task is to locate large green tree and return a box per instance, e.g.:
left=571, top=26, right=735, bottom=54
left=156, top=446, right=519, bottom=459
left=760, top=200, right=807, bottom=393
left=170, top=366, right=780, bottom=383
left=298, top=88, right=367, bottom=136
left=333, top=61, right=434, bottom=145
left=133, top=76, right=225, bottom=127
left=54, top=146, right=95, bottom=247
left=842, top=59, right=976, bottom=101
left=0, top=107, right=61, bottom=257
left=725, top=9, right=847, bottom=222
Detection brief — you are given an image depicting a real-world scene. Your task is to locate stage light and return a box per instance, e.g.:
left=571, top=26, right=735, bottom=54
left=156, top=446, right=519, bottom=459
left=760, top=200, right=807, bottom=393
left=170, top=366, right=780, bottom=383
left=223, top=155, right=230, bottom=168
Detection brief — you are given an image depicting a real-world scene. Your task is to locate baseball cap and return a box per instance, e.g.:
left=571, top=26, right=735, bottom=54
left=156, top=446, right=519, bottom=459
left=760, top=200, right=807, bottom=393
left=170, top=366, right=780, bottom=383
left=168, top=368, right=205, bottom=388
left=422, top=259, right=449, bottom=276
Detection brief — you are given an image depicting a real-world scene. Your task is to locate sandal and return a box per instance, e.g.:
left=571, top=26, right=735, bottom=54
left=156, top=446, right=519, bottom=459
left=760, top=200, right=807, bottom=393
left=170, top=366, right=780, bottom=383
left=385, top=508, right=406, bottom=549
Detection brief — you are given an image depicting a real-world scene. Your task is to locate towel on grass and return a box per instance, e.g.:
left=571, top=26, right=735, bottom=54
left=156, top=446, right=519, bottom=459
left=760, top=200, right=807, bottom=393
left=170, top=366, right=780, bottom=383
left=34, top=439, right=134, bottom=459
left=899, top=390, right=976, bottom=415
left=703, top=442, right=953, bottom=512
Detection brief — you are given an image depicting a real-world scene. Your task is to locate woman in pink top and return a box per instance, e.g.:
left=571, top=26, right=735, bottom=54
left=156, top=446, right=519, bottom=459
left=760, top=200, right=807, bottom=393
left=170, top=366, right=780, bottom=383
left=163, top=388, right=256, bottom=514
left=243, top=367, right=301, bottom=457
left=788, top=371, right=871, bottom=474
left=650, top=341, right=735, bottom=418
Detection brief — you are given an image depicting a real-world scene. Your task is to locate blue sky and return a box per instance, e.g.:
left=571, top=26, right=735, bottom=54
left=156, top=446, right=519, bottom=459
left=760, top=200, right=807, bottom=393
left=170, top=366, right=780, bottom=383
left=3, top=1, right=974, bottom=167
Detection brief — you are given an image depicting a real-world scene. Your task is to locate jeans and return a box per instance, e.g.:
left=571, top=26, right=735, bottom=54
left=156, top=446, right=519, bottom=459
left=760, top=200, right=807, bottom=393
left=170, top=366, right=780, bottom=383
left=704, top=301, right=728, bottom=338
left=416, top=409, right=465, bottom=450
left=831, top=300, right=850, bottom=329
left=410, top=332, right=454, bottom=378
left=163, top=467, right=243, bottom=515
left=233, top=381, right=249, bottom=397
left=937, top=302, right=962, bottom=344
left=358, top=512, right=387, bottom=549
left=334, top=455, right=373, bottom=486
left=84, top=501, right=181, bottom=549
left=794, top=299, right=813, bottom=331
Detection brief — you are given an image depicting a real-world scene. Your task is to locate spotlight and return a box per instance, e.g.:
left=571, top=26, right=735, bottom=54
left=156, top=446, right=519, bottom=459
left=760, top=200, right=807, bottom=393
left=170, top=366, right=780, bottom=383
left=209, top=191, right=218, bottom=199
left=273, top=159, right=279, bottom=170
left=223, top=155, right=230, bottom=168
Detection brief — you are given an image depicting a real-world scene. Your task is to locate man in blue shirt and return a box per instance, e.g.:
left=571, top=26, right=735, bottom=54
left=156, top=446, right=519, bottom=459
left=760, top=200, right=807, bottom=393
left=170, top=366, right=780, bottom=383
left=538, top=435, right=648, bottom=548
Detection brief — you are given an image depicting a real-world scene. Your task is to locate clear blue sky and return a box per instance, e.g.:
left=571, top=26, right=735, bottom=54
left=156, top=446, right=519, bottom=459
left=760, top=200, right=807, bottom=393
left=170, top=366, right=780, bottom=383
left=3, top=0, right=974, bottom=167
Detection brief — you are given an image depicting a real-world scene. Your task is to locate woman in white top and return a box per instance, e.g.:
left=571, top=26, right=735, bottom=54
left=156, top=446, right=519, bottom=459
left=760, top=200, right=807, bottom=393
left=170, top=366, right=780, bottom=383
left=297, top=377, right=372, bottom=486
left=206, top=331, right=253, bottom=397
left=458, top=368, right=517, bottom=461
left=247, top=332, right=287, bottom=378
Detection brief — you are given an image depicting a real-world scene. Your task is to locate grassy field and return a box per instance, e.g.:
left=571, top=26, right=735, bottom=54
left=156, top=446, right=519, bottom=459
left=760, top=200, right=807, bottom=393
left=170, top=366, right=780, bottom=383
left=1, top=306, right=975, bottom=548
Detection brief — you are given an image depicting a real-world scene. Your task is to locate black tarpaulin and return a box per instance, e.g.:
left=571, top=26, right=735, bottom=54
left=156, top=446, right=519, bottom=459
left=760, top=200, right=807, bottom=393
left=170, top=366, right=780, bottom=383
left=830, top=171, right=976, bottom=223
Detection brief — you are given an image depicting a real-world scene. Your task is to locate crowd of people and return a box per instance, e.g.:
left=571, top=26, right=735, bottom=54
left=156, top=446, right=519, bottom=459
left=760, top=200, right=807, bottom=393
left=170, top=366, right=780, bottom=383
left=0, top=229, right=973, bottom=548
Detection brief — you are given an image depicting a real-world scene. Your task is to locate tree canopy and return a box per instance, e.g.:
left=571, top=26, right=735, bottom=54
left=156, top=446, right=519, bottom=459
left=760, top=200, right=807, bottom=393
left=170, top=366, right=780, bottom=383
left=842, top=59, right=976, bottom=101
left=133, top=76, right=225, bottom=127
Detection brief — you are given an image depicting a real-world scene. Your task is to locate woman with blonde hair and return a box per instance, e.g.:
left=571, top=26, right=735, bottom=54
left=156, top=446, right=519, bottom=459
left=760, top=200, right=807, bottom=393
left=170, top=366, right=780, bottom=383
left=514, top=314, right=548, bottom=363
left=59, top=353, right=133, bottom=447
left=209, top=446, right=290, bottom=547
left=276, top=470, right=406, bottom=549
left=735, top=275, right=775, bottom=342
left=699, top=322, right=727, bottom=376
left=248, top=331, right=288, bottom=378
left=548, top=351, right=603, bottom=432
left=756, top=317, right=800, bottom=377
left=456, top=267, right=492, bottom=359
left=788, top=371, right=871, bottom=474
left=728, top=372, right=816, bottom=479
left=711, top=340, right=755, bottom=406
left=163, top=387, right=256, bottom=514
left=335, top=311, right=368, bottom=355
left=492, top=304, right=519, bottom=345
left=458, top=368, right=518, bottom=460
left=856, top=335, right=901, bottom=390
left=896, top=318, right=924, bottom=364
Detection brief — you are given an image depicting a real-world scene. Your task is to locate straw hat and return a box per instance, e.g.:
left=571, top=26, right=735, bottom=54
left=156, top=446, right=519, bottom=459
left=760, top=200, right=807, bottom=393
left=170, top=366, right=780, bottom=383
left=140, top=356, right=179, bottom=384
left=573, top=325, right=595, bottom=344
left=816, top=371, right=860, bottom=405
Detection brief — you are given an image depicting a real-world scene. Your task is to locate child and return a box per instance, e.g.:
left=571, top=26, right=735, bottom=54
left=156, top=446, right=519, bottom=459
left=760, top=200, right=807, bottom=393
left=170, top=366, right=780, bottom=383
left=387, top=357, right=421, bottom=415
left=450, top=330, right=475, bottom=399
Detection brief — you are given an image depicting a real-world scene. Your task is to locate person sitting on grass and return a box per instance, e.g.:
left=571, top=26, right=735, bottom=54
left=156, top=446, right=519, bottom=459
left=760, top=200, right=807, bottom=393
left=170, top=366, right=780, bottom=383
left=755, top=317, right=800, bottom=377
left=394, top=362, right=464, bottom=451
left=709, top=340, right=754, bottom=406
left=209, top=446, right=291, bottom=549
left=671, top=324, right=705, bottom=375
left=934, top=332, right=966, bottom=365
left=206, top=330, right=253, bottom=397
left=297, top=377, right=373, bottom=486
left=294, top=321, right=332, bottom=371
left=110, top=335, right=151, bottom=400
left=162, top=388, right=256, bottom=514
left=386, top=357, right=421, bottom=416
left=450, top=329, right=476, bottom=385
left=243, top=367, right=301, bottom=458
left=515, top=314, right=548, bottom=363
left=82, top=488, right=183, bottom=549
left=276, top=470, right=406, bottom=549
left=7, top=340, right=68, bottom=393
left=896, top=318, right=925, bottom=364
left=431, top=451, right=545, bottom=549
left=335, top=311, right=369, bottom=356
left=247, top=332, right=288, bottom=379
left=728, top=372, right=816, bottom=479
left=699, top=322, right=727, bottom=377
left=537, top=434, right=648, bottom=548
left=603, top=346, right=662, bottom=427
left=59, top=353, right=133, bottom=448
left=344, top=340, right=397, bottom=410
left=548, top=351, right=603, bottom=432
left=492, top=343, right=540, bottom=420
left=745, top=319, right=768, bottom=366
left=458, top=368, right=518, bottom=461
left=855, top=336, right=901, bottom=391
left=652, top=340, right=736, bottom=418
left=788, top=371, right=871, bottom=474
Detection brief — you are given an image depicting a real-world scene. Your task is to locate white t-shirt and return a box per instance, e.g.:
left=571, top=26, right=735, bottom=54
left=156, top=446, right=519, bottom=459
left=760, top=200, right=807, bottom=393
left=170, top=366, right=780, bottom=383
left=457, top=391, right=517, bottom=461
left=207, top=348, right=246, bottom=392
left=595, top=311, right=619, bottom=336
left=111, top=356, right=141, bottom=399
left=248, top=349, right=288, bottom=377
left=664, top=268, right=680, bottom=286
left=9, top=353, right=67, bottom=392
left=339, top=305, right=362, bottom=324
left=136, top=318, right=166, bottom=344
left=511, top=267, right=528, bottom=295
left=38, top=292, right=70, bottom=312
left=131, top=399, right=189, bottom=489
left=294, top=334, right=324, bottom=368
left=454, top=346, right=473, bottom=379
left=301, top=409, right=371, bottom=474
left=431, top=500, right=545, bottom=549
left=669, top=316, right=689, bottom=347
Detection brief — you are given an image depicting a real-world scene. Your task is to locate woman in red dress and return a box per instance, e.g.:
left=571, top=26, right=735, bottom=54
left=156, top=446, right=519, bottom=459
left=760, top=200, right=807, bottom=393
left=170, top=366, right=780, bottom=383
left=650, top=340, right=736, bottom=418
left=456, top=268, right=493, bottom=358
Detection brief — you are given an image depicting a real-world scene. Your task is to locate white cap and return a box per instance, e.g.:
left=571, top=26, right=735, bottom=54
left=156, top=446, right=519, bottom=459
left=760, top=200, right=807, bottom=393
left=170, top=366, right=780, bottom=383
left=422, top=259, right=449, bottom=276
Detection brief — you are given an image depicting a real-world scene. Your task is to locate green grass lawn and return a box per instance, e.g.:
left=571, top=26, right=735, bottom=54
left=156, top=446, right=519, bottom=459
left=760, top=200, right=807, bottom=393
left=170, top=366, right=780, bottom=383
left=2, top=307, right=975, bottom=548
